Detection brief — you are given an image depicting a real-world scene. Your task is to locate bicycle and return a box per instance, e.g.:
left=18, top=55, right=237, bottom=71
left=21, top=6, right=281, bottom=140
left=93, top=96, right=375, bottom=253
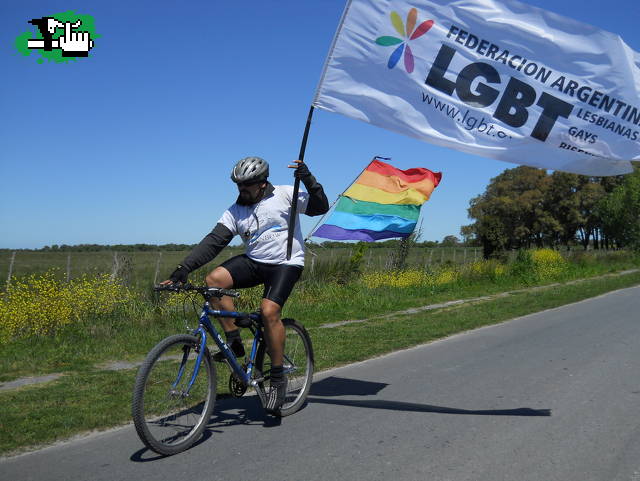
left=131, top=284, right=314, bottom=456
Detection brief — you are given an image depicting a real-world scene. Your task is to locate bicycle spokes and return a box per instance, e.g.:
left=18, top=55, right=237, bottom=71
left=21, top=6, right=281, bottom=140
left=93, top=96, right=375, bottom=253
left=132, top=335, right=216, bottom=455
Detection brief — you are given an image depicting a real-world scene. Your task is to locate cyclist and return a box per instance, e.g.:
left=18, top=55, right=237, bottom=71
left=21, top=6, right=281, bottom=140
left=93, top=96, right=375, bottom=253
left=161, top=156, right=328, bottom=413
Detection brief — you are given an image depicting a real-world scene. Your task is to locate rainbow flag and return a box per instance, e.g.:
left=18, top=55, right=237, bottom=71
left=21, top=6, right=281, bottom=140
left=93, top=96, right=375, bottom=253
left=313, top=159, right=441, bottom=241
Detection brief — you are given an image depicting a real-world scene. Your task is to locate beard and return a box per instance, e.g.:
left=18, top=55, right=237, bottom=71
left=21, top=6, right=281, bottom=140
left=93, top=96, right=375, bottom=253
left=238, top=188, right=262, bottom=205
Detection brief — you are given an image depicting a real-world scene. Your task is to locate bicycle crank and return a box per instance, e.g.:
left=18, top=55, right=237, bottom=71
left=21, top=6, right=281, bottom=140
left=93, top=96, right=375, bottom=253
left=228, top=372, right=247, bottom=398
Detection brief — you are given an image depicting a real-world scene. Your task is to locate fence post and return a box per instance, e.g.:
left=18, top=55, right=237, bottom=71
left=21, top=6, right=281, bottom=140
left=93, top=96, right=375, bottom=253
left=6, top=251, right=16, bottom=287
left=463, top=248, right=467, bottom=264
left=66, top=253, right=71, bottom=282
left=153, top=251, right=163, bottom=285
left=111, top=251, right=119, bottom=280
left=474, top=248, right=478, bottom=261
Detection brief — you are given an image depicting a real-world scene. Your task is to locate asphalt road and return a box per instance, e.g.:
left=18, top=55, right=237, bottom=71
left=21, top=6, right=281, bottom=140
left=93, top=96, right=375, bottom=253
left=2, top=286, right=640, bottom=481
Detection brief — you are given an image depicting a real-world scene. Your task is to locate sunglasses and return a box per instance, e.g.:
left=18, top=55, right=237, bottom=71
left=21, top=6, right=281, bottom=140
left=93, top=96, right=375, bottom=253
left=237, top=180, right=262, bottom=188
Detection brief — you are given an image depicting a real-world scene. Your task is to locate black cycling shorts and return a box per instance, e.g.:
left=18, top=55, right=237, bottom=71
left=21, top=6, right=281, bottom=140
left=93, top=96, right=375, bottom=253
left=219, top=254, right=303, bottom=307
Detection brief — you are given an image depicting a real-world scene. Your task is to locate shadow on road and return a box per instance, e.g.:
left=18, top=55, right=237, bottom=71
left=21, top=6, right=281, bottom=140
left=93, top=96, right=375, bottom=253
left=206, top=395, right=282, bottom=428
left=307, top=376, right=551, bottom=417
left=307, top=397, right=551, bottom=417
left=309, top=376, right=389, bottom=397
left=130, top=376, right=549, bottom=461
left=129, top=429, right=214, bottom=462
left=129, top=396, right=279, bottom=462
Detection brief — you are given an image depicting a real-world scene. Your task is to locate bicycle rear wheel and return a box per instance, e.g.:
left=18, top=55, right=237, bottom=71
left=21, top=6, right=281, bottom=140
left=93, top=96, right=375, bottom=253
left=256, top=318, right=314, bottom=417
left=132, top=334, right=216, bottom=455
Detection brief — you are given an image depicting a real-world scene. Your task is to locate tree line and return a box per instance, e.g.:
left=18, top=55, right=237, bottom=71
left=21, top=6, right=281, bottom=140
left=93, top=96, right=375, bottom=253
left=28, top=240, right=463, bottom=252
left=4, top=238, right=465, bottom=254
left=3, top=243, right=198, bottom=253
left=462, top=163, right=640, bottom=257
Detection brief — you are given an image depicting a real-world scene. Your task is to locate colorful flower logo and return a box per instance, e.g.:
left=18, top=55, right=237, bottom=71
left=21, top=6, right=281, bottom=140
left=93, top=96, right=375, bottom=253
left=375, top=9, right=434, bottom=73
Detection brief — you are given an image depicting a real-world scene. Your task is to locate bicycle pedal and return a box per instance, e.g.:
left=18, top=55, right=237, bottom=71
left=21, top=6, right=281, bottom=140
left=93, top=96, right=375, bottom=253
left=251, top=368, right=267, bottom=407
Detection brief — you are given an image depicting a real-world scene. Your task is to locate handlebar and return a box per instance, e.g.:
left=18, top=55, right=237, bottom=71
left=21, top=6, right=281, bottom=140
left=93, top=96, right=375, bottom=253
left=153, top=283, right=240, bottom=298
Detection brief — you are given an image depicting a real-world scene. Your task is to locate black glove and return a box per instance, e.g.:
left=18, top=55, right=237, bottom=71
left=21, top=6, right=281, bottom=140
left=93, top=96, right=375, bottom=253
left=294, top=161, right=312, bottom=180
left=169, top=265, right=190, bottom=284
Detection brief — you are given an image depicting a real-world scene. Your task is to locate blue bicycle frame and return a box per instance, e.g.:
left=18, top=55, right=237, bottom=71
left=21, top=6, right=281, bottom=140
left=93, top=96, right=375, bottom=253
left=177, top=301, right=263, bottom=395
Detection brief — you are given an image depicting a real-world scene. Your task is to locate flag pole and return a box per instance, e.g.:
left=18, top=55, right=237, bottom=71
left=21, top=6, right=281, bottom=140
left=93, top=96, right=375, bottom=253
left=287, top=105, right=315, bottom=260
left=287, top=0, right=354, bottom=258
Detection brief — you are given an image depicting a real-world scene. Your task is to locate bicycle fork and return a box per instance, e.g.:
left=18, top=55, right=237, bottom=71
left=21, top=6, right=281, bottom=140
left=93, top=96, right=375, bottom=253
left=170, top=326, right=209, bottom=398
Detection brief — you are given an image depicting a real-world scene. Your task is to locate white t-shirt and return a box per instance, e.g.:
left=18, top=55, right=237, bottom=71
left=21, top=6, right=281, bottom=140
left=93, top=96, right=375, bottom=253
left=217, top=185, right=309, bottom=267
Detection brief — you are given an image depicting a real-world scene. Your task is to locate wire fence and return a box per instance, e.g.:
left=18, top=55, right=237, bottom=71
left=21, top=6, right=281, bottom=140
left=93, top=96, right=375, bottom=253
left=0, top=246, right=618, bottom=290
left=1, top=247, right=483, bottom=288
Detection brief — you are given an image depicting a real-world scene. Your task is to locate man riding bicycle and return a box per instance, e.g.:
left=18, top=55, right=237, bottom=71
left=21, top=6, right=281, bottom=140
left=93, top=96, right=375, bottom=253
left=162, top=156, right=328, bottom=413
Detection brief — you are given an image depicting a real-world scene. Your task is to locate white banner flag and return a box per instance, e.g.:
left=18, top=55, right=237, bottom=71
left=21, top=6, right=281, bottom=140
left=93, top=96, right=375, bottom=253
left=313, top=0, right=640, bottom=175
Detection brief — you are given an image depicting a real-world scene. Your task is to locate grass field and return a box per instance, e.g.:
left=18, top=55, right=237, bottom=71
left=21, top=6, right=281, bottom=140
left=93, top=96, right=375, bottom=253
left=1, top=245, right=616, bottom=290
left=0, top=246, right=485, bottom=289
left=0, top=248, right=638, bottom=455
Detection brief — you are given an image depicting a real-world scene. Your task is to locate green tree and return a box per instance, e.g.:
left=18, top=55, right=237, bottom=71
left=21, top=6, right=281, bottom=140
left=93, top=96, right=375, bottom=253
left=464, top=166, right=550, bottom=256
left=597, top=174, right=627, bottom=249
left=441, top=235, right=460, bottom=246
left=598, top=165, right=640, bottom=249
left=546, top=172, right=581, bottom=246
left=464, top=165, right=629, bottom=256
left=577, top=180, right=605, bottom=249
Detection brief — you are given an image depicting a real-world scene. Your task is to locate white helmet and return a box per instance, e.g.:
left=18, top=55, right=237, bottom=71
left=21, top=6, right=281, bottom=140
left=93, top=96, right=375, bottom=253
left=230, top=157, right=269, bottom=184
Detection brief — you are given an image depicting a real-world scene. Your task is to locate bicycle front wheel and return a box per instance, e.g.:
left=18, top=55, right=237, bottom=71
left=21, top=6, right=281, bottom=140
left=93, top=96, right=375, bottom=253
left=256, top=318, right=314, bottom=417
left=132, top=334, right=216, bottom=455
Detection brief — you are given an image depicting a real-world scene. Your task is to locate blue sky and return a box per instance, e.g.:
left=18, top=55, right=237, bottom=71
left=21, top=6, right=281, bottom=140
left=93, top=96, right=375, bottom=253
left=1, top=0, right=639, bottom=249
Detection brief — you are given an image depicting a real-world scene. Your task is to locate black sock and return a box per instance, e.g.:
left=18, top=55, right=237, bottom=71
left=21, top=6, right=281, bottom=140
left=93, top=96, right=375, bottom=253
left=270, top=365, right=284, bottom=383
left=225, top=329, right=244, bottom=356
left=225, top=329, right=241, bottom=344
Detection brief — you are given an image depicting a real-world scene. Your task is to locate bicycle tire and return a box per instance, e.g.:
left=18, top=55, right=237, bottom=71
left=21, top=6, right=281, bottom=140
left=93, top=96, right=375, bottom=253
left=256, top=318, right=314, bottom=417
left=132, top=334, right=216, bottom=455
